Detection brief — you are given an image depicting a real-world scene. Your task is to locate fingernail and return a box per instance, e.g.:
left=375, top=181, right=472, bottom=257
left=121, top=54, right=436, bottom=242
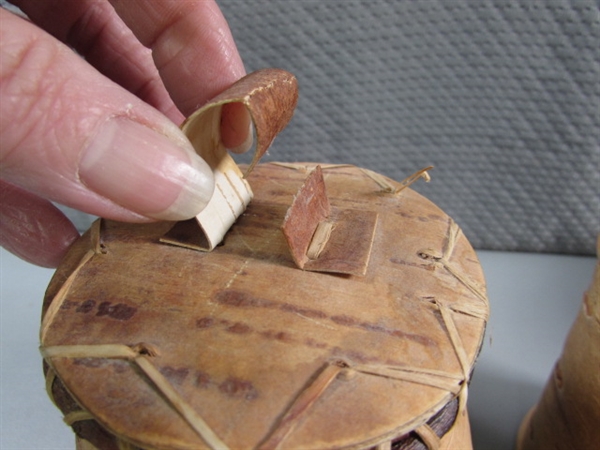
left=220, top=102, right=254, bottom=154
left=229, top=122, right=254, bottom=154
left=79, top=117, right=214, bottom=220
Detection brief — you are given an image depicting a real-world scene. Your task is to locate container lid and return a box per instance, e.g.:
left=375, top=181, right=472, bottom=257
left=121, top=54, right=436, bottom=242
left=41, top=161, right=488, bottom=449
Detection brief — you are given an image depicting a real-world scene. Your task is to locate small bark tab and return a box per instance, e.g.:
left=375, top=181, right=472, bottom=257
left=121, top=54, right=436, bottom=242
left=282, top=166, right=378, bottom=276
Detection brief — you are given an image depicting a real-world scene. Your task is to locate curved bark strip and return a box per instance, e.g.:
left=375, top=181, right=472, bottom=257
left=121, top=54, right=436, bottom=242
left=161, top=69, right=299, bottom=251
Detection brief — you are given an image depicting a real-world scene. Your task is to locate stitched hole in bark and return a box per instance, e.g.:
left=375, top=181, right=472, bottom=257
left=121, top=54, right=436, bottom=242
left=417, top=249, right=442, bottom=261
left=554, top=363, right=564, bottom=389
left=131, top=343, right=159, bottom=357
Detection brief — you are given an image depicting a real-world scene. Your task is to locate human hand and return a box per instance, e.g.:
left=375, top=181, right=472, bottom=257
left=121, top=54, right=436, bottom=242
left=0, top=0, right=251, bottom=268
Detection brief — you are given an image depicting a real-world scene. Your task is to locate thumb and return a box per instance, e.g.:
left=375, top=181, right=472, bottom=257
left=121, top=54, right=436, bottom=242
left=0, top=9, right=213, bottom=222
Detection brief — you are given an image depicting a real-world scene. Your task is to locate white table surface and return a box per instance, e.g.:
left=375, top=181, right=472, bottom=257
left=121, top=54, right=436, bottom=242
left=1, top=247, right=596, bottom=449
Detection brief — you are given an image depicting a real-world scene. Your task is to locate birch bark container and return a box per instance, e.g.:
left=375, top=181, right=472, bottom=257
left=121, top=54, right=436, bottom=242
left=517, top=237, right=600, bottom=450
left=39, top=70, right=489, bottom=450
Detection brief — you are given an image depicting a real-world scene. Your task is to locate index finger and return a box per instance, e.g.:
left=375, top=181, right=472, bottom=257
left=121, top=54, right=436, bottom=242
left=109, top=0, right=245, bottom=116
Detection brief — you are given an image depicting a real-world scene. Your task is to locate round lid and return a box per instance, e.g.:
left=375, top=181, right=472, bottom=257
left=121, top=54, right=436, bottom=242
left=41, top=162, right=488, bottom=450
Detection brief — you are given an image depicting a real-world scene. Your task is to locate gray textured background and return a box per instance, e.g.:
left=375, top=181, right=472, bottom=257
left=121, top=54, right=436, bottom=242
left=220, top=0, right=599, bottom=255
left=3, top=0, right=598, bottom=254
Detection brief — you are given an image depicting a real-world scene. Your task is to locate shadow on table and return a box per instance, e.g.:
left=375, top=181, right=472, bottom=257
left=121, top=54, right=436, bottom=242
left=468, top=366, right=545, bottom=450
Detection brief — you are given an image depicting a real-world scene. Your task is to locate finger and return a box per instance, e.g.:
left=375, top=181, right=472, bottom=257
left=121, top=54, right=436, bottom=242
left=220, top=101, right=253, bottom=154
left=10, top=0, right=184, bottom=124
left=0, top=180, right=80, bottom=268
left=0, top=9, right=214, bottom=222
left=108, top=0, right=252, bottom=151
left=108, top=0, right=245, bottom=115
left=13, top=0, right=251, bottom=151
